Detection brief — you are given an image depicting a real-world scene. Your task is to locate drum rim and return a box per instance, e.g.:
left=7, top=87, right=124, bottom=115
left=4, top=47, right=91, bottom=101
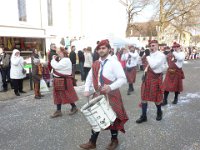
left=81, top=95, right=105, bottom=111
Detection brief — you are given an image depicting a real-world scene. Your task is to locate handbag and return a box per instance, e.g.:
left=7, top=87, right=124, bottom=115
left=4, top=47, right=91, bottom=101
left=40, top=79, right=49, bottom=92
left=22, top=68, right=27, bottom=74
left=20, top=63, right=26, bottom=74
left=53, top=70, right=77, bottom=86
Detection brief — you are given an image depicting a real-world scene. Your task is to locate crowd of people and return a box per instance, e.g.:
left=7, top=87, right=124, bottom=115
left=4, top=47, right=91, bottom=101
left=0, top=39, right=199, bottom=149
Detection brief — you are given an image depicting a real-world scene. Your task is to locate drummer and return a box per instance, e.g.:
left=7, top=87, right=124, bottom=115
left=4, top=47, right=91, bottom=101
left=79, top=39, right=129, bottom=150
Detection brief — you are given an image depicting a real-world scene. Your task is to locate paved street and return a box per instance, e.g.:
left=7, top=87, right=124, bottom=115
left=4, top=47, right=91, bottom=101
left=0, top=60, right=200, bottom=150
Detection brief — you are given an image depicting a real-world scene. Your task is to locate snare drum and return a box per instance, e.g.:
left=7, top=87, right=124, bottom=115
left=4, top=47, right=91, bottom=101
left=81, top=95, right=116, bottom=132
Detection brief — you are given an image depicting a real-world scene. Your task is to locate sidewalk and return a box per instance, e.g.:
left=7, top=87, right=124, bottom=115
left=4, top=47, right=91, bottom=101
left=0, top=74, right=84, bottom=101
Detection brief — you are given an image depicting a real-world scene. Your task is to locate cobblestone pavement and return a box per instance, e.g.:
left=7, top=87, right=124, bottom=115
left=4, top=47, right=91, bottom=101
left=0, top=60, right=200, bottom=150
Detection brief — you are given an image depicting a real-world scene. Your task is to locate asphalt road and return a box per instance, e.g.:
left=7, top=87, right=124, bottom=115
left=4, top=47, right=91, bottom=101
left=0, top=60, right=200, bottom=150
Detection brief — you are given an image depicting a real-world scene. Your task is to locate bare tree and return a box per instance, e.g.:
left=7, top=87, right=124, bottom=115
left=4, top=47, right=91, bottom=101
left=119, top=0, right=151, bottom=37
left=157, top=0, right=200, bottom=43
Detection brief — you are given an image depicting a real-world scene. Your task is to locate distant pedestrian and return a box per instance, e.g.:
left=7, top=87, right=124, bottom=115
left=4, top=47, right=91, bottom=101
left=162, top=42, right=185, bottom=105
left=84, top=46, right=93, bottom=80
left=48, top=43, right=57, bottom=72
left=92, top=41, right=100, bottom=62
left=0, top=46, right=12, bottom=92
left=31, top=49, right=43, bottom=99
left=78, top=48, right=85, bottom=81
left=121, top=45, right=139, bottom=95
left=69, top=45, right=77, bottom=79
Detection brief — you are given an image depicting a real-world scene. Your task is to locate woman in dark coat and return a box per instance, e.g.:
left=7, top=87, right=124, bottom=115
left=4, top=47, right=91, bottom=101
left=31, top=49, right=43, bottom=99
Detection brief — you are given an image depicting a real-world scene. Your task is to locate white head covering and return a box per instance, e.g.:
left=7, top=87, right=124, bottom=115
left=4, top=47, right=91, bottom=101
left=11, top=49, right=20, bottom=59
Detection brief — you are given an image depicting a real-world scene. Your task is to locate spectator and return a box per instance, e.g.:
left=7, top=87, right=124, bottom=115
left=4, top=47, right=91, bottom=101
left=93, top=41, right=100, bottom=62
left=84, top=47, right=93, bottom=79
left=10, top=49, right=26, bottom=96
left=0, top=46, right=12, bottom=92
left=48, top=43, right=57, bottom=72
left=69, top=45, right=77, bottom=78
left=78, top=48, right=85, bottom=81
left=31, top=49, right=43, bottom=99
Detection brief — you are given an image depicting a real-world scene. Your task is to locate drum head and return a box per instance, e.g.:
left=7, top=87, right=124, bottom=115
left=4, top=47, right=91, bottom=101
left=82, top=95, right=105, bottom=110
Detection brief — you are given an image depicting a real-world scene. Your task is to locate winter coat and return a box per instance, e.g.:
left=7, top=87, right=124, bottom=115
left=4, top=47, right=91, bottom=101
left=31, top=54, right=42, bottom=83
left=10, top=49, right=26, bottom=79
left=0, top=52, right=10, bottom=69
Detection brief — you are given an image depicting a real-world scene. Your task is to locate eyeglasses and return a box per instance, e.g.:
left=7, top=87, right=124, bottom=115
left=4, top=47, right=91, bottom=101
left=98, top=46, right=107, bottom=50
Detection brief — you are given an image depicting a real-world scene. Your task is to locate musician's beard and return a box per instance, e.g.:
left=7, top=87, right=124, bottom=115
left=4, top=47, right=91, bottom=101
left=99, top=51, right=109, bottom=60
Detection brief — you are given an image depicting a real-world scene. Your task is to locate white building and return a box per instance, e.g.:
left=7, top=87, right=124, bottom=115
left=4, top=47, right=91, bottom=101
left=0, top=0, right=127, bottom=56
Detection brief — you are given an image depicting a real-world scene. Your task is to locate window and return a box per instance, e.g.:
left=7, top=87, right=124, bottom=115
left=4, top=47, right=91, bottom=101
left=130, top=29, right=133, bottom=35
left=174, top=35, right=178, bottom=40
left=18, top=0, right=27, bottom=21
left=47, top=0, right=53, bottom=26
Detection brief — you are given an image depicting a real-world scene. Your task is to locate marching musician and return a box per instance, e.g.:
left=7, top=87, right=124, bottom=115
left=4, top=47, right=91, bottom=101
left=162, top=42, right=185, bottom=105
left=121, top=45, right=139, bottom=95
left=136, top=40, right=166, bottom=124
left=50, top=47, right=78, bottom=118
left=79, top=39, right=128, bottom=150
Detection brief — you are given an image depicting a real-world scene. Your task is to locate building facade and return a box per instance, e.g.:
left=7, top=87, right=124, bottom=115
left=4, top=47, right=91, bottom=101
left=127, top=21, right=192, bottom=47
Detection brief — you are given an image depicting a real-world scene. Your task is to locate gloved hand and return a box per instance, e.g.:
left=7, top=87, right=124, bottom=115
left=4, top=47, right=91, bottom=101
left=145, top=49, right=150, bottom=56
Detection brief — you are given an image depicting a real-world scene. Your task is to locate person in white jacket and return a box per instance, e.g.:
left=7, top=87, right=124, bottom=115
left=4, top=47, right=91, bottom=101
left=10, top=49, right=26, bottom=96
left=84, top=46, right=93, bottom=79
left=121, top=45, right=139, bottom=95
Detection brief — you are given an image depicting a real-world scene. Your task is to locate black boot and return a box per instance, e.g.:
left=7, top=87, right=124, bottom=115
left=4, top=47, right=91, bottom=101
left=172, top=92, right=179, bottom=104
left=162, top=91, right=169, bottom=106
left=127, top=89, right=131, bottom=95
left=136, top=103, right=147, bottom=123
left=127, top=84, right=133, bottom=95
left=129, top=83, right=134, bottom=92
left=156, top=104, right=163, bottom=121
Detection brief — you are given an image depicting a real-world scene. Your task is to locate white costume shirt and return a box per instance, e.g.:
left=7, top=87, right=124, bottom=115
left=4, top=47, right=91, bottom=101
left=85, top=55, right=127, bottom=92
left=51, top=57, right=72, bottom=76
left=173, top=51, right=185, bottom=68
left=146, top=50, right=166, bottom=74
left=84, top=52, right=93, bottom=68
left=121, top=51, right=139, bottom=67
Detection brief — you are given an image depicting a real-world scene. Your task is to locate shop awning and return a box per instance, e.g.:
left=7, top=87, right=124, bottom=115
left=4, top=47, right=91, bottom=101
left=0, top=26, right=53, bottom=38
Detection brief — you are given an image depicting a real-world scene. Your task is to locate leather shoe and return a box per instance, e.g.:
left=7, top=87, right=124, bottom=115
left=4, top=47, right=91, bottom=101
left=172, top=99, right=178, bottom=104
left=39, top=94, right=44, bottom=97
left=79, top=140, right=96, bottom=149
left=50, top=110, right=62, bottom=118
left=35, top=96, right=41, bottom=99
left=106, top=138, right=119, bottom=150
left=136, top=116, right=147, bottom=124
left=15, top=92, right=20, bottom=96
left=68, top=107, right=78, bottom=115
left=19, top=91, right=26, bottom=93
